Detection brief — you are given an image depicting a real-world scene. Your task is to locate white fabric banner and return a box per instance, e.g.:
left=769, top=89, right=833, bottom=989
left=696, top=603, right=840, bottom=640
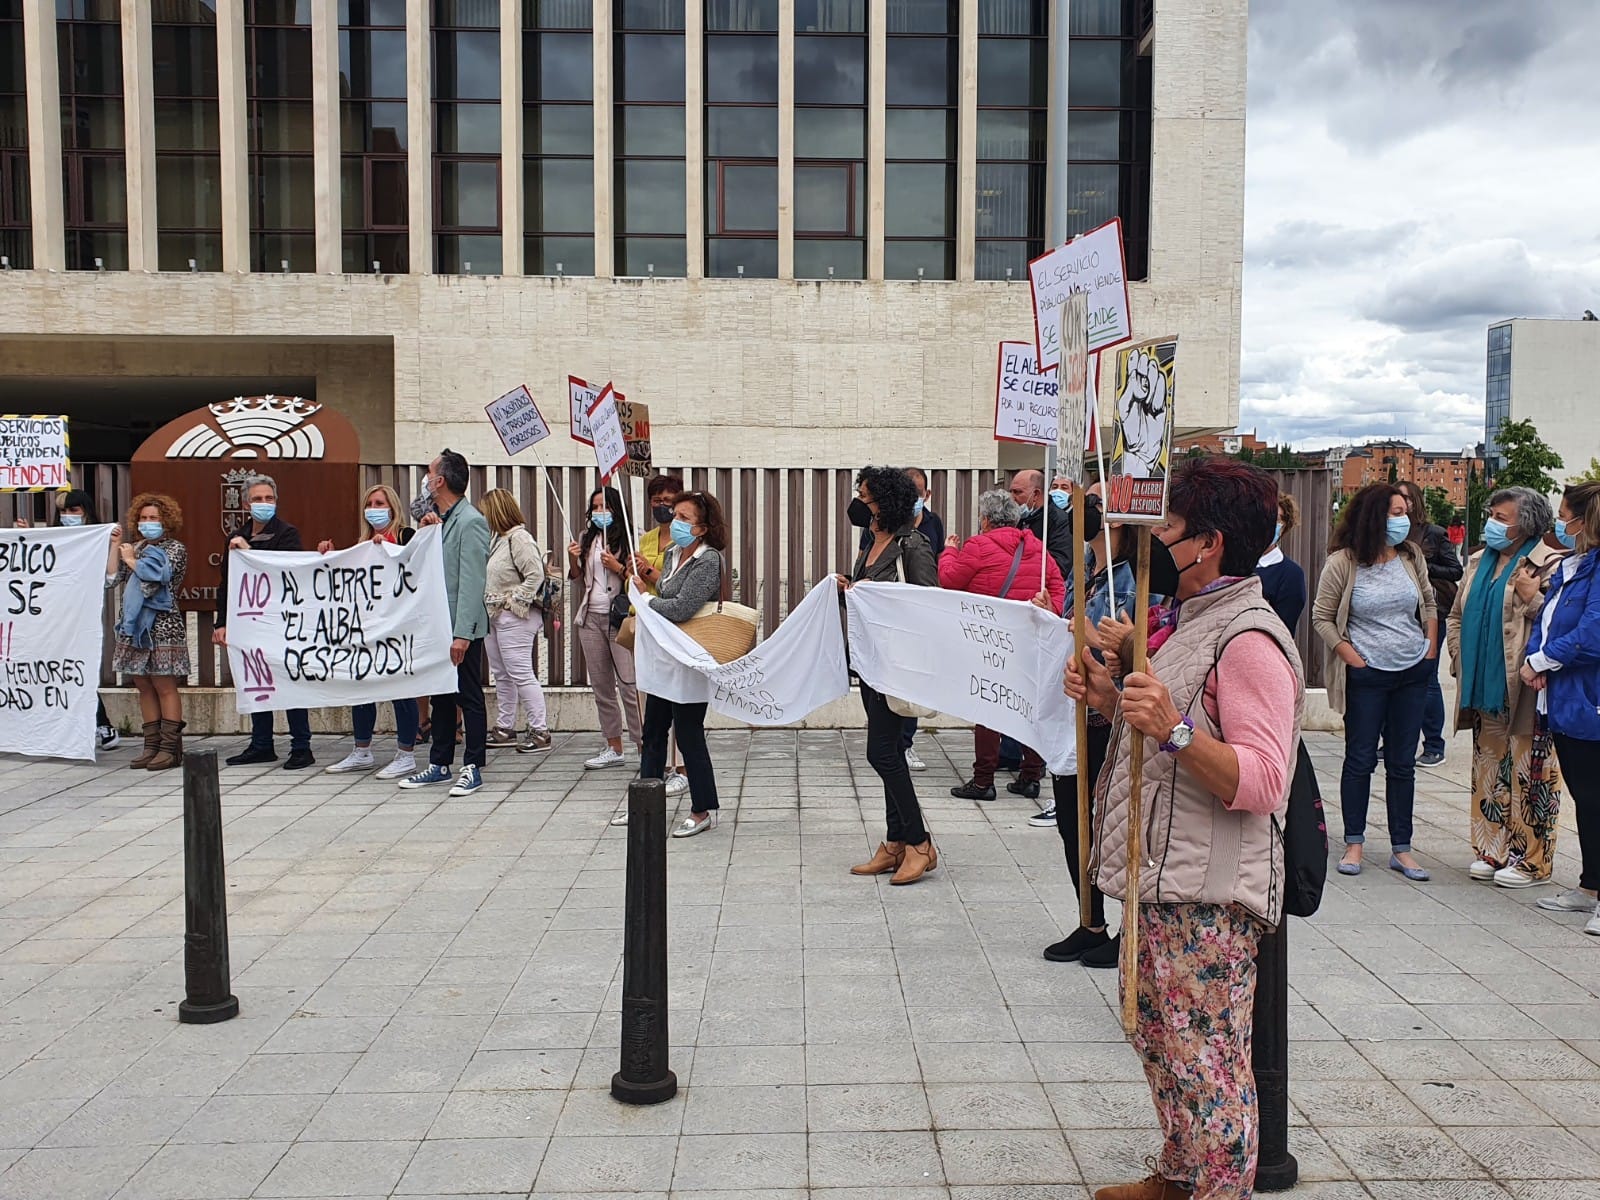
left=631, top=577, right=850, bottom=725
left=846, top=582, right=1078, bottom=774
left=225, top=524, right=459, bottom=714
left=0, top=524, right=109, bottom=761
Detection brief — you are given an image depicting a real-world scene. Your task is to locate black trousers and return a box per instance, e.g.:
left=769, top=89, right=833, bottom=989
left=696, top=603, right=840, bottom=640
left=861, top=683, right=928, bottom=845
left=1053, top=720, right=1112, bottom=929
left=641, top=695, right=718, bottom=812
left=249, top=708, right=311, bottom=752
left=430, top=639, right=486, bottom=769
left=1554, top=733, right=1600, bottom=893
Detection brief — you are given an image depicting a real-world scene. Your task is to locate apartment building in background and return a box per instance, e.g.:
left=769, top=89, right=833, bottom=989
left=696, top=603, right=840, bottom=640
left=1484, top=316, right=1600, bottom=482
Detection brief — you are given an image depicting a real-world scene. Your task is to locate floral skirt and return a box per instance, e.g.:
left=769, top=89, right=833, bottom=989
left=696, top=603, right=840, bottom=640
left=1470, top=710, right=1561, bottom=877
left=1125, top=901, right=1264, bottom=1200
left=112, top=610, right=191, bottom=678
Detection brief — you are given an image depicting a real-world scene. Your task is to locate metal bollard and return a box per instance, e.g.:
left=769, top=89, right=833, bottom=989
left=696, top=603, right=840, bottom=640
left=178, top=750, right=239, bottom=1025
left=611, top=777, right=676, bottom=1104
left=1252, top=918, right=1297, bottom=1191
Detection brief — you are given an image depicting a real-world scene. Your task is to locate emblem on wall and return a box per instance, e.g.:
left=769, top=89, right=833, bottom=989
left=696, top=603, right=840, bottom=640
left=164, top=396, right=328, bottom=460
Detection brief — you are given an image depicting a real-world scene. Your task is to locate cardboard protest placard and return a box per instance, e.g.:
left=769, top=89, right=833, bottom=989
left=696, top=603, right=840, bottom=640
left=1105, top=337, right=1177, bottom=524
left=587, top=384, right=629, bottom=483
left=0, top=524, right=108, bottom=760
left=1028, top=217, right=1132, bottom=372
left=569, top=376, right=599, bottom=445
left=1055, top=292, right=1092, bottom=488
left=993, top=341, right=1060, bottom=446
left=224, top=524, right=459, bottom=713
left=485, top=385, right=552, bottom=456
left=617, top=399, right=653, bottom=478
left=0, top=415, right=71, bottom=491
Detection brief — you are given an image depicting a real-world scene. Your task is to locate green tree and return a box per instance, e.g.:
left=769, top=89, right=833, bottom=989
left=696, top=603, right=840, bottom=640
left=1422, top=485, right=1455, bottom=527
left=1387, top=462, right=1399, bottom=484
left=1493, top=417, right=1564, bottom=493
left=1569, top=457, right=1600, bottom=485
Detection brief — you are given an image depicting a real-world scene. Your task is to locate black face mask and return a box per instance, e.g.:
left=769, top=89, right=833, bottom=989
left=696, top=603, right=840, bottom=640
left=1147, top=532, right=1187, bottom=598
left=652, top=504, right=673, bottom=526
left=847, top=497, right=875, bottom=529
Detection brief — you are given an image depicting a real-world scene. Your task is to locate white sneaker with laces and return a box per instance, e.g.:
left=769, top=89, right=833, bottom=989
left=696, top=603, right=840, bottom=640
left=1537, top=887, right=1597, bottom=913
left=665, top=772, right=689, bottom=797
left=585, top=747, right=626, bottom=770
left=326, top=747, right=377, bottom=773
left=904, top=746, right=927, bottom=772
left=376, top=750, right=416, bottom=780
left=1494, top=863, right=1548, bottom=889
left=97, top=725, right=121, bottom=751
left=1469, top=859, right=1497, bottom=882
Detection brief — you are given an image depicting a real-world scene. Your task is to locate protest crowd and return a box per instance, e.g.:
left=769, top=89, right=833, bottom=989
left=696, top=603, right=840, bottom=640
left=14, top=437, right=1600, bottom=1200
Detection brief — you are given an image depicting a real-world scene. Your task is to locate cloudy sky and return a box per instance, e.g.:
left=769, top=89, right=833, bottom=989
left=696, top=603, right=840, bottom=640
left=1240, top=0, right=1600, bottom=452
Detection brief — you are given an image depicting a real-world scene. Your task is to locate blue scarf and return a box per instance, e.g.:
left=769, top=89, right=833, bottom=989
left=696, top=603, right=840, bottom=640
left=1460, top=544, right=1532, bottom=714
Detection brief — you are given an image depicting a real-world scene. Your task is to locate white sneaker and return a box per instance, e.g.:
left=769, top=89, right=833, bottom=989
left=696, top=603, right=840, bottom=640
left=609, top=806, right=630, bottom=827
left=1538, top=888, right=1598, bottom=913
left=1587, top=905, right=1600, bottom=938
left=376, top=750, right=416, bottom=780
left=665, top=772, right=689, bottom=797
left=325, top=747, right=376, bottom=774
left=1494, top=864, right=1548, bottom=889
left=96, top=725, right=121, bottom=751
left=1469, top=859, right=1497, bottom=882
left=904, top=746, right=927, bottom=772
left=585, top=747, right=626, bottom=770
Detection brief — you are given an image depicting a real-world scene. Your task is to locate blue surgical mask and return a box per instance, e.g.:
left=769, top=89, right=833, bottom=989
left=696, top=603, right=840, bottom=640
left=1557, top=519, right=1578, bottom=550
left=670, top=518, right=696, bottom=548
left=1049, top=489, right=1069, bottom=510
left=590, top=511, right=613, bottom=530
left=137, top=521, right=163, bottom=541
left=1483, top=518, right=1513, bottom=552
left=250, top=502, right=276, bottom=523
left=913, top=498, right=925, bottom=517
left=1017, top=504, right=1034, bottom=521
left=366, top=508, right=392, bottom=530
left=1385, top=515, right=1411, bottom=546
left=60, top=513, right=84, bottom=527
left=1273, top=522, right=1283, bottom=545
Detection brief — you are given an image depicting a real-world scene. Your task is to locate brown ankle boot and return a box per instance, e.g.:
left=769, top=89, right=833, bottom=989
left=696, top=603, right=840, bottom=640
left=1093, top=1173, right=1192, bottom=1200
left=128, top=721, right=161, bottom=769
left=145, top=719, right=186, bottom=771
left=851, top=841, right=905, bottom=876
left=890, top=838, right=937, bottom=885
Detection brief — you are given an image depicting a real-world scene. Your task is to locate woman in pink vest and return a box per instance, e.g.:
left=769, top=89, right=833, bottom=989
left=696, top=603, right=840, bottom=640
left=1066, top=456, right=1302, bottom=1200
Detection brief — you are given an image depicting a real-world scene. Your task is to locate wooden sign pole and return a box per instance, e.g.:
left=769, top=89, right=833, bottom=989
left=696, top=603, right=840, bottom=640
left=1120, top=524, right=1152, bottom=1036
left=1071, top=483, right=1092, bottom=930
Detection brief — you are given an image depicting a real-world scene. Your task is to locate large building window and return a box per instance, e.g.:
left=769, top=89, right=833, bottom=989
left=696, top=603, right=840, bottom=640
left=1065, top=0, right=1148, bottom=279
left=793, top=0, right=863, bottom=279
left=613, top=0, right=685, bottom=276
left=58, top=0, right=127, bottom=270
left=523, top=0, right=593, bottom=275
left=973, top=0, right=1043, bottom=280
left=246, top=0, right=314, bottom=271
left=432, top=0, right=501, bottom=273
left=153, top=0, right=222, bottom=270
left=1485, top=323, right=1512, bottom=472
left=339, top=0, right=408, bottom=273
left=884, top=0, right=955, bottom=279
left=0, top=0, right=28, bottom=267
left=704, top=0, right=776, bottom=278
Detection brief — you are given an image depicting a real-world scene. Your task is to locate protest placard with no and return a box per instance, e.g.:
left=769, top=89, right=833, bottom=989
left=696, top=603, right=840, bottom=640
left=1028, top=218, right=1132, bottom=373
left=224, top=524, right=459, bottom=713
left=0, top=524, right=108, bottom=760
left=1105, top=337, right=1177, bottom=524
left=0, top=415, right=71, bottom=491
left=485, top=385, right=552, bottom=456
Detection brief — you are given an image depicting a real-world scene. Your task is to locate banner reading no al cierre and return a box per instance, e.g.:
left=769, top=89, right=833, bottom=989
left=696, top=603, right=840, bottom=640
left=224, top=525, right=459, bottom=713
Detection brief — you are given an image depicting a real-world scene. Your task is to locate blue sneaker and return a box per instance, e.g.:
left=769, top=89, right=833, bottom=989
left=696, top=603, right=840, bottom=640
left=398, top=763, right=451, bottom=790
left=448, top=765, right=483, bottom=797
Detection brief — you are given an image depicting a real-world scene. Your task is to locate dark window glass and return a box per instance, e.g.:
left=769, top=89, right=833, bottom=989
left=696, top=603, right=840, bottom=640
left=618, top=159, right=685, bottom=235
left=61, top=97, right=124, bottom=150
left=794, top=34, right=864, bottom=105
left=794, top=163, right=858, bottom=234
left=526, top=157, right=592, bottom=232
left=614, top=0, right=684, bottom=274
left=526, top=234, right=594, bottom=273
left=706, top=105, right=776, bottom=156
left=340, top=28, right=407, bottom=97
left=153, top=7, right=221, bottom=270
left=976, top=0, right=1044, bottom=35
left=528, top=31, right=592, bottom=101
left=974, top=161, right=1043, bottom=237
left=973, top=239, right=1034, bottom=281
left=616, top=235, right=686, bottom=275
left=619, top=0, right=685, bottom=29
left=618, top=33, right=685, bottom=101
left=795, top=0, right=863, bottom=32
left=433, top=8, right=501, bottom=272
left=884, top=162, right=952, bottom=237
left=705, top=0, right=776, bottom=30
left=1068, top=109, right=1123, bottom=159
left=249, top=28, right=312, bottom=97
left=526, top=104, right=591, bottom=155
left=151, top=27, right=220, bottom=98
left=884, top=238, right=952, bottom=279
left=885, top=38, right=955, bottom=105
left=1069, top=38, right=1127, bottom=106
left=705, top=34, right=777, bottom=103
left=885, top=108, right=954, bottom=158
left=435, top=102, right=501, bottom=152
left=793, top=237, right=862, bottom=279
left=524, top=0, right=590, bottom=28
left=795, top=107, right=863, bottom=158
left=58, top=5, right=124, bottom=267
left=433, top=0, right=498, bottom=26
left=434, top=30, right=500, bottom=99
left=616, top=105, right=685, bottom=155
left=341, top=1, right=408, bottom=268
left=247, top=3, right=313, bottom=271
left=523, top=4, right=592, bottom=274
left=885, top=0, right=953, bottom=34
left=1069, top=0, right=1124, bottom=34
left=707, top=161, right=775, bottom=233
left=975, top=110, right=1044, bottom=160
left=438, top=158, right=500, bottom=227
left=706, top=235, right=776, bottom=276
left=436, top=232, right=503, bottom=272
left=975, top=38, right=1045, bottom=107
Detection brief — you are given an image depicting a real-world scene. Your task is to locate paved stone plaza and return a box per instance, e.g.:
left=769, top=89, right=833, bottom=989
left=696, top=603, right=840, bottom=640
left=1, top=720, right=1598, bottom=1199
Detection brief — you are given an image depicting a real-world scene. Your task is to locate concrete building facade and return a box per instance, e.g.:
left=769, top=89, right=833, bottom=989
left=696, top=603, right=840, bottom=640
left=1485, top=317, right=1600, bottom=482
left=0, top=0, right=1247, bottom=473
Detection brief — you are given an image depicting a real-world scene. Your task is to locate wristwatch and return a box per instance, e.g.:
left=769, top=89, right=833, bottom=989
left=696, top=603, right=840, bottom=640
left=1159, top=716, right=1195, bottom=754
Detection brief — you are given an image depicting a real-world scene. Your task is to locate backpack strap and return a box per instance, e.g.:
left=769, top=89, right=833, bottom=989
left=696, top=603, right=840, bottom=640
left=998, top=538, right=1027, bottom=598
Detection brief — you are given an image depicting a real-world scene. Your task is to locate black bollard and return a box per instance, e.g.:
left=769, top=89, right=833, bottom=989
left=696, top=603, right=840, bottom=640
left=611, top=777, right=676, bottom=1104
left=178, top=750, right=239, bottom=1025
left=1252, top=918, right=1296, bottom=1191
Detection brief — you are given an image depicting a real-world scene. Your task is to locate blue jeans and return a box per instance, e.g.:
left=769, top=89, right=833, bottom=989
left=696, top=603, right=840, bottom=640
left=250, top=708, right=311, bottom=752
left=353, top=699, right=420, bottom=749
left=1418, top=619, right=1446, bottom=757
left=1341, top=658, right=1433, bottom=852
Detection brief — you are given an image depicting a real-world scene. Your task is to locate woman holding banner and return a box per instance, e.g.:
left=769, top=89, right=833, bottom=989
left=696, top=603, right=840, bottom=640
left=108, top=493, right=190, bottom=771
left=480, top=488, right=553, bottom=755
left=317, top=485, right=423, bottom=778
left=568, top=485, right=642, bottom=769
left=632, top=489, right=729, bottom=837
left=842, top=466, right=941, bottom=885
left=1065, top=456, right=1302, bottom=1200
left=636, top=473, right=690, bottom=798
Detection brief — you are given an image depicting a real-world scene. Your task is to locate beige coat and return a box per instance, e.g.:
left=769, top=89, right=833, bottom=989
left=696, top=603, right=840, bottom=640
left=1311, top=543, right=1436, bottom=715
left=1446, top=544, right=1556, bottom=737
left=484, top=527, right=547, bottom=621
left=1094, top=577, right=1305, bottom=927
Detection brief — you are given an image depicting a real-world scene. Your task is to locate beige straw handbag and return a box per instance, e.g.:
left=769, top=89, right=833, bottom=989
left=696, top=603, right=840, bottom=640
left=679, top=599, right=759, bottom=663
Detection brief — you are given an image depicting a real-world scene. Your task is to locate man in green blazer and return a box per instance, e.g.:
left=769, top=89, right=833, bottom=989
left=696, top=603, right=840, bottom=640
left=399, top=448, right=492, bottom=797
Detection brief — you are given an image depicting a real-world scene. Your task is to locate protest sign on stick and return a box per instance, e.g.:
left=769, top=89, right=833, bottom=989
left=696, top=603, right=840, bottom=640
left=1105, top=337, right=1177, bottom=524
left=223, top=525, right=459, bottom=713
left=0, top=524, right=109, bottom=760
left=484, top=385, right=552, bottom=456
left=587, top=385, right=629, bottom=484
left=1028, top=218, right=1132, bottom=373
left=1056, top=293, right=1092, bottom=489
left=993, top=341, right=1059, bottom=446
left=617, top=399, right=653, bottom=478
left=0, top=415, right=71, bottom=491
left=569, top=376, right=599, bottom=445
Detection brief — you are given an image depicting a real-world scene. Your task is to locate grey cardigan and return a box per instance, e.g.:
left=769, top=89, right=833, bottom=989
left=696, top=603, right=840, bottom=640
left=652, top=546, right=725, bottom=623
